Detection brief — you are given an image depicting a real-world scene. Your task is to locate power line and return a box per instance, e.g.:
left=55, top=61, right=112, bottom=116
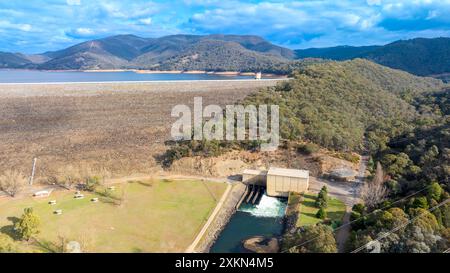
left=351, top=198, right=449, bottom=253
left=282, top=184, right=433, bottom=253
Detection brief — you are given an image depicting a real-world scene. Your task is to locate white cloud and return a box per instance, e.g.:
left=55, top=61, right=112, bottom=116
left=18, top=24, right=32, bottom=31
left=101, top=1, right=160, bottom=19
left=2, top=0, right=450, bottom=53
left=0, top=20, right=32, bottom=32
left=367, top=0, right=382, bottom=6
left=67, top=0, right=81, bottom=6
left=75, top=27, right=94, bottom=35
left=139, top=17, right=152, bottom=25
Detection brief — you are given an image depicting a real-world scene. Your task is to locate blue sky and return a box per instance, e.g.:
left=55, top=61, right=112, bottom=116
left=1, top=0, right=450, bottom=53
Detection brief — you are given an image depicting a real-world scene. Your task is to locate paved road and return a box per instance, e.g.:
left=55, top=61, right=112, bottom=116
left=308, top=155, right=368, bottom=252
left=336, top=155, right=368, bottom=252
left=308, top=177, right=361, bottom=207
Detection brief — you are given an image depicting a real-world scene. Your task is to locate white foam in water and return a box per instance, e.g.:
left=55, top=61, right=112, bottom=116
left=238, top=193, right=286, bottom=218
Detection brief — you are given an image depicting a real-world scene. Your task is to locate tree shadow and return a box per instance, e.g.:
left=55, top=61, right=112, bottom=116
left=129, top=180, right=153, bottom=187
left=33, top=239, right=63, bottom=253
left=302, top=212, right=319, bottom=219
left=0, top=216, right=20, bottom=241
left=327, top=211, right=345, bottom=222
left=303, top=200, right=317, bottom=208
left=228, top=174, right=242, bottom=182
left=93, top=189, right=122, bottom=205
left=132, top=247, right=143, bottom=253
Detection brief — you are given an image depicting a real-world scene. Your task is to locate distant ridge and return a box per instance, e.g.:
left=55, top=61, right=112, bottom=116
left=1, top=35, right=450, bottom=77
left=14, top=34, right=296, bottom=72
left=295, top=37, right=450, bottom=76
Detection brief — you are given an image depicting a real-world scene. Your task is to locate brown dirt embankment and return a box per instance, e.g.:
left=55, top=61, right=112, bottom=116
left=169, top=149, right=359, bottom=178
left=0, top=80, right=281, bottom=179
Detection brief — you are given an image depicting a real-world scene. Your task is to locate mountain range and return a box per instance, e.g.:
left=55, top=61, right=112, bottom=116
left=1, top=34, right=449, bottom=77
left=294, top=37, right=450, bottom=76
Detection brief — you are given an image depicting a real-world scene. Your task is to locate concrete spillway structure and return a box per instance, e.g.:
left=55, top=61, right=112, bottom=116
left=251, top=186, right=262, bottom=204
left=246, top=185, right=256, bottom=203
left=242, top=167, right=310, bottom=198
left=235, top=184, right=265, bottom=208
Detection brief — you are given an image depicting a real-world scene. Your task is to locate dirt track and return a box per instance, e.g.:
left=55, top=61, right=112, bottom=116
left=0, top=80, right=281, bottom=179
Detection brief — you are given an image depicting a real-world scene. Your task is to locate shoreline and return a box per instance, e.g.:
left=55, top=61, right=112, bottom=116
left=193, top=183, right=247, bottom=253
left=0, top=78, right=288, bottom=86
left=0, top=68, right=287, bottom=78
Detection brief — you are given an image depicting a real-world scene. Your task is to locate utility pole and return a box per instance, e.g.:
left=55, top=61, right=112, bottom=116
left=29, top=157, right=37, bottom=186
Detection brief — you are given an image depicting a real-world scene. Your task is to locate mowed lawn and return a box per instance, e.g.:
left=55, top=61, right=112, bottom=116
left=296, top=193, right=346, bottom=227
left=0, top=179, right=226, bottom=253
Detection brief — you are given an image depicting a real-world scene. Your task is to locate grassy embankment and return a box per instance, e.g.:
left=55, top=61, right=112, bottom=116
left=0, top=179, right=226, bottom=253
left=296, top=193, right=346, bottom=227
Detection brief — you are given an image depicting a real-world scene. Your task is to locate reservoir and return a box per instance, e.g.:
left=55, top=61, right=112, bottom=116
left=210, top=194, right=287, bottom=253
left=0, top=69, right=255, bottom=83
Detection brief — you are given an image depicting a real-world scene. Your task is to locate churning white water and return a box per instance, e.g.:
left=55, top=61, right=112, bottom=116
left=238, top=193, right=286, bottom=218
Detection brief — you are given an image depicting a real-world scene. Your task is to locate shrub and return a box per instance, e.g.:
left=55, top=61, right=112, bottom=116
left=297, top=143, right=320, bottom=155
left=427, top=182, right=443, bottom=202
left=14, top=208, right=40, bottom=241
left=316, top=187, right=329, bottom=208
left=338, top=153, right=360, bottom=164
left=412, top=196, right=429, bottom=209
left=352, top=203, right=366, bottom=215
left=316, top=207, right=327, bottom=219
left=350, top=211, right=366, bottom=230
left=0, top=234, right=16, bottom=253
left=85, top=176, right=101, bottom=192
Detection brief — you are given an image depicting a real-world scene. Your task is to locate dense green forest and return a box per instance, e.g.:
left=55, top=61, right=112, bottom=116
left=272, top=70, right=449, bottom=253
left=239, top=59, right=449, bottom=253
left=164, top=59, right=445, bottom=163
left=242, top=59, right=444, bottom=152
left=295, top=37, right=450, bottom=77
left=345, top=90, right=449, bottom=253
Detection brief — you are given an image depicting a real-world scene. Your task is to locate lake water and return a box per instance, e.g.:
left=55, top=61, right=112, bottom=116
left=0, top=70, right=255, bottom=83
left=210, top=194, right=287, bottom=253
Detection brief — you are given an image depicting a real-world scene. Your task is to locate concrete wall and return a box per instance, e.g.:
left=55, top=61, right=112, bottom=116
left=242, top=173, right=266, bottom=186
left=266, top=175, right=309, bottom=197
left=194, top=183, right=246, bottom=253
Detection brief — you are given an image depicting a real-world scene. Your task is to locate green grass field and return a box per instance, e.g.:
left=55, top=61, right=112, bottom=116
left=0, top=179, right=226, bottom=253
left=296, top=193, right=346, bottom=227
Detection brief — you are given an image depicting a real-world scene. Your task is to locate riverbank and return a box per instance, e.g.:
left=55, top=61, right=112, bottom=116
left=192, top=183, right=246, bottom=253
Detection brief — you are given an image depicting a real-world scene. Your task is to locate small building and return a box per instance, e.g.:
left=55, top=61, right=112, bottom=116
left=242, top=167, right=310, bottom=197
left=266, top=167, right=309, bottom=197
left=255, top=72, right=262, bottom=80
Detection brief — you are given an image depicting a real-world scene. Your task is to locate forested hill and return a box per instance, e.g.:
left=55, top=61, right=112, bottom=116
left=295, top=37, right=450, bottom=77
left=243, top=59, right=446, bottom=152
left=2, top=34, right=297, bottom=72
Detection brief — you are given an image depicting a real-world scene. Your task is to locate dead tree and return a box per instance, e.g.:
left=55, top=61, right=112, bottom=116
left=360, top=162, right=388, bottom=209
left=0, top=170, right=27, bottom=197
